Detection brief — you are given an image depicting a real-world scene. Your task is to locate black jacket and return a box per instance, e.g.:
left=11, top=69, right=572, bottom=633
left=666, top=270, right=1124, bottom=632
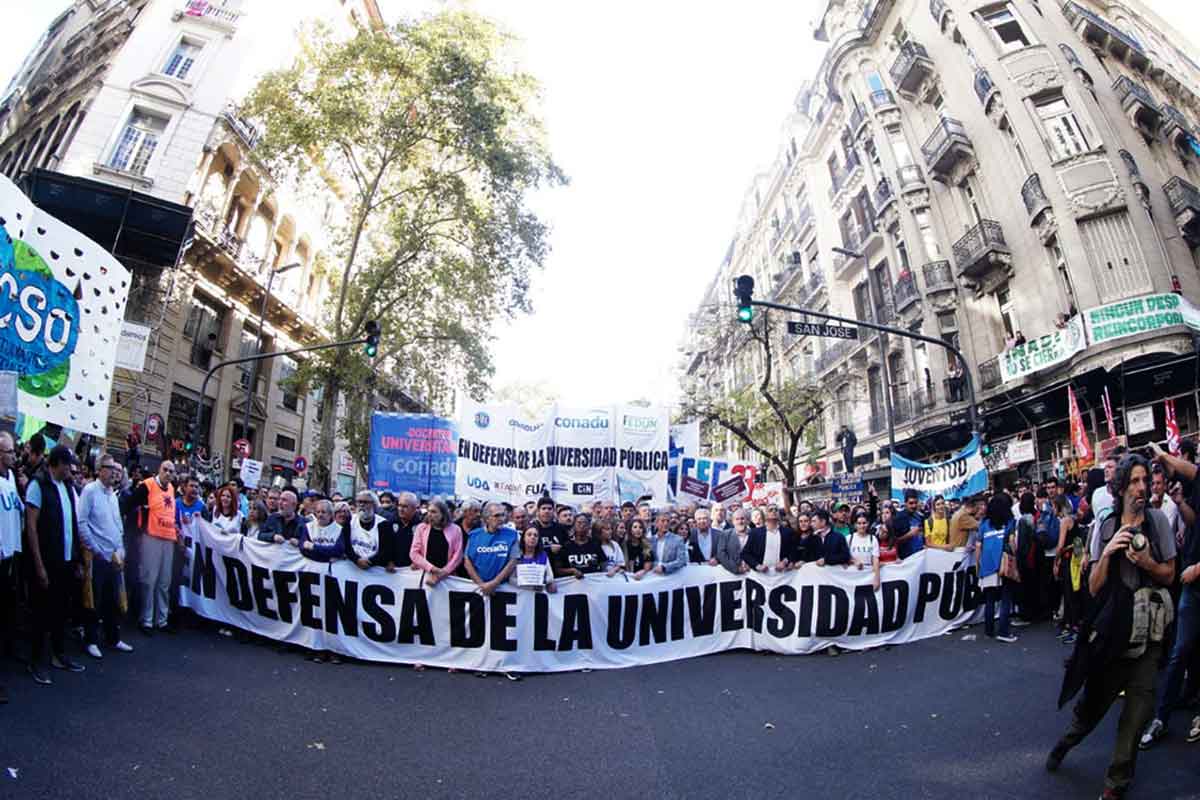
left=741, top=526, right=794, bottom=569
left=819, top=529, right=852, bottom=566
left=790, top=532, right=823, bottom=564
left=29, top=474, right=80, bottom=568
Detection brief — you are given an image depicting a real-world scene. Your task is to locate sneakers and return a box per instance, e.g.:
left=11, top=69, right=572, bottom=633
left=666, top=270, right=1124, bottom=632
left=51, top=655, right=85, bottom=673
left=1011, top=618, right=1031, bottom=628
left=504, top=672, right=522, bottom=682
left=1138, top=718, right=1166, bottom=750
left=1188, top=716, right=1200, bottom=744
left=1063, top=633, right=1078, bottom=645
left=86, top=644, right=103, bottom=659
left=114, top=641, right=133, bottom=653
left=28, top=663, right=51, bottom=686
left=996, top=634, right=1019, bottom=643
left=1046, top=740, right=1071, bottom=771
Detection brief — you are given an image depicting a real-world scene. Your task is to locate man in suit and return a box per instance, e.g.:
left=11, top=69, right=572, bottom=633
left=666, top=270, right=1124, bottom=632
left=650, top=512, right=689, bottom=575
left=740, top=505, right=793, bottom=573
left=809, top=508, right=852, bottom=567
left=716, top=508, right=751, bottom=573
left=687, top=507, right=724, bottom=566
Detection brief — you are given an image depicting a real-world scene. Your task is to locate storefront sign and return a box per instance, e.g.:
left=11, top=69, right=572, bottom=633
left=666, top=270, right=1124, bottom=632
left=1127, top=405, right=1155, bottom=435
left=998, top=315, right=1086, bottom=383
left=1084, top=292, right=1200, bottom=346
left=1007, top=438, right=1035, bottom=465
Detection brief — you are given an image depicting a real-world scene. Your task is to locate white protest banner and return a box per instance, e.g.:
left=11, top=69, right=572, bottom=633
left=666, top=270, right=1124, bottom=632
left=180, top=519, right=983, bottom=671
left=679, top=454, right=758, bottom=503
left=614, top=404, right=670, bottom=505
left=550, top=405, right=616, bottom=507
left=239, top=458, right=263, bottom=488
left=751, top=481, right=784, bottom=506
left=455, top=398, right=552, bottom=505
left=116, top=321, right=152, bottom=372
left=668, top=421, right=700, bottom=502
left=0, top=371, right=16, bottom=419
left=0, top=175, right=131, bottom=433
left=998, top=314, right=1086, bottom=383
left=1127, top=405, right=1155, bottom=436
left=1007, top=438, right=1036, bottom=465
left=891, top=435, right=988, bottom=502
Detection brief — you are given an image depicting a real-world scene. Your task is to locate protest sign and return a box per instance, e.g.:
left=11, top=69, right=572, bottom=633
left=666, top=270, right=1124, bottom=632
left=751, top=481, right=783, bottom=506
left=891, top=435, right=988, bottom=502
left=832, top=473, right=864, bottom=497
left=712, top=474, right=745, bottom=503
left=998, top=314, right=1086, bottom=383
left=1083, top=292, right=1200, bottom=346
left=668, top=421, right=699, bottom=501
left=181, top=519, right=983, bottom=671
left=0, top=175, right=131, bottom=433
left=1126, top=405, right=1155, bottom=435
left=678, top=454, right=757, bottom=503
left=239, top=458, right=263, bottom=488
left=368, top=412, right=458, bottom=497
left=454, top=401, right=669, bottom=506
left=116, top=321, right=152, bottom=372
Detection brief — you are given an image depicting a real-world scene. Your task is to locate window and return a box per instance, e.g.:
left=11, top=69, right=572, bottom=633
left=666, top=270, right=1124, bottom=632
left=238, top=327, right=265, bottom=389
left=999, top=115, right=1032, bottom=172
left=162, top=39, right=203, bottom=80
left=279, top=356, right=301, bottom=412
left=995, top=282, right=1018, bottom=339
left=981, top=4, right=1034, bottom=53
left=167, top=389, right=213, bottom=454
left=853, top=282, right=872, bottom=321
left=868, top=367, right=884, bottom=416
left=1078, top=212, right=1152, bottom=303
left=183, top=295, right=225, bottom=368
left=959, top=174, right=984, bottom=227
left=275, top=433, right=297, bottom=453
left=109, top=110, right=167, bottom=176
left=1034, top=93, right=1092, bottom=160
left=887, top=126, right=914, bottom=168
left=916, top=209, right=942, bottom=259
left=938, top=311, right=960, bottom=360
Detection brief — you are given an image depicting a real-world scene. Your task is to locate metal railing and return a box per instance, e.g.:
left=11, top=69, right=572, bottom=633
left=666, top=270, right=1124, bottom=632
left=815, top=338, right=856, bottom=373
left=943, top=376, right=967, bottom=403
left=1059, top=43, right=1081, bottom=67
left=198, top=206, right=245, bottom=261
left=929, top=0, right=946, bottom=22
left=850, top=104, right=867, bottom=133
left=1160, top=104, right=1194, bottom=136
left=807, top=268, right=827, bottom=296
left=1021, top=173, right=1049, bottom=218
left=1113, top=75, right=1157, bottom=112
left=184, top=0, right=242, bottom=25
left=896, top=164, right=925, bottom=189
left=923, top=260, right=955, bottom=292
left=1118, top=149, right=1141, bottom=178
left=952, top=220, right=1007, bottom=272
left=873, top=177, right=894, bottom=216
left=1164, top=175, right=1200, bottom=217
left=890, top=41, right=932, bottom=90
left=979, top=356, right=1002, bottom=391
left=973, top=69, right=995, bottom=106
left=1065, top=2, right=1145, bottom=56
left=869, top=89, right=896, bottom=110
left=921, top=117, right=972, bottom=173
left=893, top=270, right=920, bottom=311
left=222, top=104, right=261, bottom=149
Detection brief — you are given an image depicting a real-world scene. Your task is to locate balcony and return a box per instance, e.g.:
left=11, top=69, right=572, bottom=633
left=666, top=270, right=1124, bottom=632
left=979, top=356, right=1002, bottom=392
left=197, top=206, right=244, bottom=261
left=921, top=118, right=974, bottom=182
left=1020, top=173, right=1050, bottom=222
left=869, top=409, right=887, bottom=435
left=850, top=104, right=868, bottom=137
left=896, top=164, right=925, bottom=192
left=1064, top=3, right=1149, bottom=71
left=807, top=269, right=827, bottom=297
left=873, top=177, right=895, bottom=219
left=973, top=69, right=996, bottom=107
left=890, top=41, right=934, bottom=96
left=922, top=260, right=955, bottom=293
left=1113, top=76, right=1161, bottom=132
left=893, top=270, right=920, bottom=312
left=815, top=339, right=856, bottom=374
left=180, top=0, right=242, bottom=32
left=1164, top=175, right=1200, bottom=246
left=1059, top=43, right=1081, bottom=68
left=222, top=104, right=262, bottom=149
left=869, top=89, right=897, bottom=112
left=796, top=204, right=814, bottom=233
left=952, top=220, right=1010, bottom=281
left=828, top=152, right=863, bottom=199
left=1160, top=104, right=1196, bottom=146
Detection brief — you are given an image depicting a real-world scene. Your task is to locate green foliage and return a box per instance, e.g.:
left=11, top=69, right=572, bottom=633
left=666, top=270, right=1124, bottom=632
left=242, top=10, right=565, bottom=486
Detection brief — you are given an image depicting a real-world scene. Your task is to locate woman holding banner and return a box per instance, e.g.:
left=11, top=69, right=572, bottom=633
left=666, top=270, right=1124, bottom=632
left=410, top=499, right=463, bottom=586
left=624, top=519, right=654, bottom=579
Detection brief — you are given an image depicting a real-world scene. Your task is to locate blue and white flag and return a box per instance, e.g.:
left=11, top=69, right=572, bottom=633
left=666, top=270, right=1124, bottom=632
left=891, top=435, right=988, bottom=502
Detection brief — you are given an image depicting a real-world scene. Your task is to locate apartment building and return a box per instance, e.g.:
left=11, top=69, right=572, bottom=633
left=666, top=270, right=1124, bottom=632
left=684, top=0, right=1200, bottom=494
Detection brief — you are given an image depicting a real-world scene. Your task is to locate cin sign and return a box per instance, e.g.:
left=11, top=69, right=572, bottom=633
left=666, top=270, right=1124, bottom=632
left=786, top=321, right=858, bottom=339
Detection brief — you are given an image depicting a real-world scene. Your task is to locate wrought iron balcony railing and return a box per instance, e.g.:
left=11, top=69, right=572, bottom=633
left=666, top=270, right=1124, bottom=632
left=890, top=41, right=934, bottom=95
left=896, top=164, right=925, bottom=189
left=952, top=219, right=1009, bottom=280
left=973, top=69, right=995, bottom=106
left=869, top=89, right=897, bottom=110
left=1021, top=173, right=1050, bottom=219
left=850, top=103, right=867, bottom=134
left=921, top=117, right=973, bottom=180
left=873, top=177, right=894, bottom=216
left=1113, top=75, right=1161, bottom=129
left=222, top=104, right=261, bottom=149
left=979, top=356, right=1002, bottom=391
left=893, top=270, right=920, bottom=312
left=1164, top=175, right=1200, bottom=244
left=922, top=260, right=955, bottom=292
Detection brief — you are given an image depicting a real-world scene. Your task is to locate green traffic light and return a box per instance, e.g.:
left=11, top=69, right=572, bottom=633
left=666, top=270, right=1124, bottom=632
left=365, top=343, right=378, bottom=358
left=737, top=306, right=753, bottom=323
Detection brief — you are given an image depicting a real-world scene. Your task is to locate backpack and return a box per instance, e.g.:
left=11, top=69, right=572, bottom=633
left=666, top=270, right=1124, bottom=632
left=1035, top=506, right=1059, bottom=551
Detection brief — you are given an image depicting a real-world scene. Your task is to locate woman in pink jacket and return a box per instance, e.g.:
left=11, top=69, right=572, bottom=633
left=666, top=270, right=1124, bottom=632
left=409, top=499, right=463, bottom=586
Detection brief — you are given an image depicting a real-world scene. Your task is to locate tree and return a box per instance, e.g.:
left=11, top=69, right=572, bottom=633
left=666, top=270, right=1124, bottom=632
left=490, top=379, right=556, bottom=418
left=244, top=11, right=566, bottom=490
left=678, top=306, right=828, bottom=513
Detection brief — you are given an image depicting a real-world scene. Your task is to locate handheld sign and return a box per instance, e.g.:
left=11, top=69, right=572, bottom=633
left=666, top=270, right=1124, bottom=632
left=240, top=458, right=264, bottom=488
left=787, top=320, right=859, bottom=339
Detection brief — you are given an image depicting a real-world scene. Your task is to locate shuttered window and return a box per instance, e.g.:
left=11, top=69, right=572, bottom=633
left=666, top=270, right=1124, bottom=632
left=1078, top=212, right=1151, bottom=304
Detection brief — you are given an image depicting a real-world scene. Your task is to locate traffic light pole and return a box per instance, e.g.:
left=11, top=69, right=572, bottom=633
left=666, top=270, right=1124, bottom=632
left=749, top=298, right=979, bottom=439
left=188, top=335, right=372, bottom=459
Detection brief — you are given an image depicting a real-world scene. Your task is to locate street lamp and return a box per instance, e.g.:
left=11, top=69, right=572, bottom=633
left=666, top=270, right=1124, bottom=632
left=240, top=261, right=302, bottom=456
left=830, top=246, right=896, bottom=457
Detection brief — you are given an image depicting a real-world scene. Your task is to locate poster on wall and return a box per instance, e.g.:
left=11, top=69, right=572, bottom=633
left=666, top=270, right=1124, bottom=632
left=1083, top=292, right=1200, bottom=346
left=368, top=412, right=458, bottom=497
left=1126, top=405, right=1155, bottom=436
left=0, top=175, right=131, bottom=433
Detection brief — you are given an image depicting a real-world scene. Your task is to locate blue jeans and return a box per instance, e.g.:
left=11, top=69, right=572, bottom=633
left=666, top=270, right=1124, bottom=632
left=1155, top=584, right=1198, bottom=725
left=983, top=580, right=1014, bottom=637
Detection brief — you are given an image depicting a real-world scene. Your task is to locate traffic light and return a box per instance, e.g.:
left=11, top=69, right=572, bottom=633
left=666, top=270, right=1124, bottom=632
left=184, top=421, right=197, bottom=453
left=734, top=275, right=755, bottom=323
left=364, top=320, right=380, bottom=358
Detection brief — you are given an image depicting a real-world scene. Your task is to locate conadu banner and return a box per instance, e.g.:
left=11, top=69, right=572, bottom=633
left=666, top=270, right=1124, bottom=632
left=180, top=520, right=983, bottom=671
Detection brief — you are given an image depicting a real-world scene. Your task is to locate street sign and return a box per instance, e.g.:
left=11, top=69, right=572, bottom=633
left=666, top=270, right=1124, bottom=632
left=786, top=320, right=858, bottom=339
left=293, top=455, right=308, bottom=473
left=233, top=438, right=251, bottom=458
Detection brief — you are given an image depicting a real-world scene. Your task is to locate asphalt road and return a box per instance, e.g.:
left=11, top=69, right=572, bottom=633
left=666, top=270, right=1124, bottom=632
left=1, top=621, right=1197, bottom=800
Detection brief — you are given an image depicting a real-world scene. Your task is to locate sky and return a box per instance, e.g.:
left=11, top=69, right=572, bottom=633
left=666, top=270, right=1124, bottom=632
left=4, top=0, right=1200, bottom=412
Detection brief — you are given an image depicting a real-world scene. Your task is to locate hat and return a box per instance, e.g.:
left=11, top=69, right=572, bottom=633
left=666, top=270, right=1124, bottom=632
left=48, top=444, right=78, bottom=467
left=832, top=501, right=850, bottom=511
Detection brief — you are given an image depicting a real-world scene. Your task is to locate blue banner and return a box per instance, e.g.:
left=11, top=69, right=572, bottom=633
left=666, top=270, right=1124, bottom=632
left=368, top=413, right=458, bottom=498
left=890, top=435, right=988, bottom=502
left=831, top=474, right=864, bottom=497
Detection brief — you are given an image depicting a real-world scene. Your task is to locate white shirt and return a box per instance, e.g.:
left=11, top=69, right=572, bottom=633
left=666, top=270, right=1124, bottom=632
left=763, top=527, right=782, bottom=568
left=849, top=533, right=879, bottom=568
left=213, top=512, right=244, bottom=536
left=602, top=540, right=624, bottom=568
left=1152, top=495, right=1182, bottom=544
left=695, top=529, right=714, bottom=560
left=655, top=535, right=667, bottom=564
left=0, top=470, right=22, bottom=559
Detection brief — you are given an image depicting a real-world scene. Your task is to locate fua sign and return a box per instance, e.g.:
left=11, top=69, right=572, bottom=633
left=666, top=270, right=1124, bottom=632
left=0, top=237, right=80, bottom=382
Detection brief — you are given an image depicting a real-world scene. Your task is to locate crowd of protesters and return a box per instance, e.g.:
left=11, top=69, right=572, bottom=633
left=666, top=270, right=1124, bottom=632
left=1, top=428, right=1198, bottom=797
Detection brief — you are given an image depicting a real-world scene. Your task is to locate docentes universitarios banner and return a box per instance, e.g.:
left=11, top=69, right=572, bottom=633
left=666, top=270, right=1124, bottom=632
left=368, top=412, right=458, bottom=497
left=454, top=400, right=669, bottom=507
left=179, top=520, right=983, bottom=671
left=0, top=175, right=131, bottom=433
left=891, top=434, right=988, bottom=502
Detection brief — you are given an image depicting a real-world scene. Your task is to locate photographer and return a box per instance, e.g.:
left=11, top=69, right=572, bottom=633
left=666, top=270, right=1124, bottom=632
left=1046, top=454, right=1176, bottom=799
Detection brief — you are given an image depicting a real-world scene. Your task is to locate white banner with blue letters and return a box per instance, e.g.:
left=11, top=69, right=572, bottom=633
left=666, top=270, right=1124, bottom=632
left=891, top=435, right=989, bottom=502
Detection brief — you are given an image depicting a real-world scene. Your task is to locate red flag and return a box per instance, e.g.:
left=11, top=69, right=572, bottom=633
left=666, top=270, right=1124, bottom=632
left=1166, top=398, right=1181, bottom=455
left=1068, top=385, right=1093, bottom=463
left=1102, top=386, right=1117, bottom=439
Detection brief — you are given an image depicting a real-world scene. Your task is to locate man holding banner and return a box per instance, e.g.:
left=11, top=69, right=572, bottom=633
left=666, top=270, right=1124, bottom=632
left=464, top=502, right=519, bottom=595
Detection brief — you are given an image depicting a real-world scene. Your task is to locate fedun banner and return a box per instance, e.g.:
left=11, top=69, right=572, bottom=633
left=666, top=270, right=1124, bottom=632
left=890, top=435, right=988, bottom=502
left=180, top=520, right=983, bottom=671
left=0, top=175, right=131, bottom=433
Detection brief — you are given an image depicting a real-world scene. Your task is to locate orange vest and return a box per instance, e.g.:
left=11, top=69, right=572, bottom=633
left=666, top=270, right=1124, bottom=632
left=144, top=477, right=177, bottom=541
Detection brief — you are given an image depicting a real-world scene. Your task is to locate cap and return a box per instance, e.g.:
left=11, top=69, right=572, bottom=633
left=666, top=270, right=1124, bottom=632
left=833, top=501, right=850, bottom=511
left=48, top=444, right=78, bottom=467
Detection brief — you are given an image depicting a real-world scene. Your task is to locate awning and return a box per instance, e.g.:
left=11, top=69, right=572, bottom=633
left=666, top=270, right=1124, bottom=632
left=23, top=168, right=193, bottom=268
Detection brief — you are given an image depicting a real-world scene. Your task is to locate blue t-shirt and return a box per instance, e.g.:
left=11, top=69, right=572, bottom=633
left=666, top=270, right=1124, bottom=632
left=465, top=526, right=518, bottom=582
left=978, top=518, right=1014, bottom=579
left=176, top=498, right=207, bottom=543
